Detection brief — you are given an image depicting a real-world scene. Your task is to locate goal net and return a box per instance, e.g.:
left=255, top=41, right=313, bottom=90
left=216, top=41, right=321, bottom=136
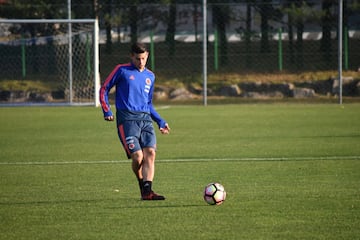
left=0, top=19, right=100, bottom=106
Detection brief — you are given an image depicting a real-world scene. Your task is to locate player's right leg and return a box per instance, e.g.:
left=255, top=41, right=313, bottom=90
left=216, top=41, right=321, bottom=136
left=131, top=150, right=144, bottom=195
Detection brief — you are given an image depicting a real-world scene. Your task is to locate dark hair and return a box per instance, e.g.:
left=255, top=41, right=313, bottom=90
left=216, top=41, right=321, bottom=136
left=130, top=42, right=148, bottom=54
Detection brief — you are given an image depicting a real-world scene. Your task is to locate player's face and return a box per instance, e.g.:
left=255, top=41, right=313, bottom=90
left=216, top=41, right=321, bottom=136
left=131, top=52, right=149, bottom=71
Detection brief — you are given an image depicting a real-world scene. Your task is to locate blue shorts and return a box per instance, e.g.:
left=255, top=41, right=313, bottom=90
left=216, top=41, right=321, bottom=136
left=117, top=120, right=157, bottom=159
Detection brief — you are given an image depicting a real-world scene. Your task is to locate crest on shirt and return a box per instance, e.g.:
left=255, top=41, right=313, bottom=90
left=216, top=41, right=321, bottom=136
left=145, top=78, right=151, bottom=85
left=129, top=75, right=135, bottom=80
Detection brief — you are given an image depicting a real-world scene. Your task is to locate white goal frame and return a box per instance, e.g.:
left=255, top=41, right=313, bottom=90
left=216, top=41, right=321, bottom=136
left=0, top=19, right=100, bottom=106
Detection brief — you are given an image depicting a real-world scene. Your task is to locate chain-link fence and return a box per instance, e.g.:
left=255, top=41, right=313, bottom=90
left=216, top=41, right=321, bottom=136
left=0, top=20, right=98, bottom=105
left=1, top=1, right=359, bottom=104
left=98, top=2, right=360, bottom=73
left=97, top=2, right=359, bottom=101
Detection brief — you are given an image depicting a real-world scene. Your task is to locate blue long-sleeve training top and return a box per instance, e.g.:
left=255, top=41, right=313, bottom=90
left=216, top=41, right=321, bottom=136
left=99, top=63, right=166, bottom=128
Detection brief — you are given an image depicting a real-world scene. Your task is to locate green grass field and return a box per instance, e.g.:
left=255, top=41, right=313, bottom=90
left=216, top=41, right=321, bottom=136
left=1, top=104, right=359, bottom=240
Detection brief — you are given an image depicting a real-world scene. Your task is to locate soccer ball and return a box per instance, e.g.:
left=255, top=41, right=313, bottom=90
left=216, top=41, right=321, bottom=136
left=203, top=182, right=226, bottom=205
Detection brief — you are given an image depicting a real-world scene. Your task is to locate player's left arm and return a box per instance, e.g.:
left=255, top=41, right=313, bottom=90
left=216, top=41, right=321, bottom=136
left=149, top=103, right=170, bottom=134
left=148, top=84, right=170, bottom=134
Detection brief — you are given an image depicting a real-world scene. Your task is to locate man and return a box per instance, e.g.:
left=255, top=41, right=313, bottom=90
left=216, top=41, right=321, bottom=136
left=100, top=42, right=170, bottom=200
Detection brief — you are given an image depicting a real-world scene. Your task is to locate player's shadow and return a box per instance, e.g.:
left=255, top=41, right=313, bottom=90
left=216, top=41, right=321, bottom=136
left=0, top=198, right=113, bottom=206
left=0, top=198, right=208, bottom=209
left=106, top=197, right=208, bottom=209
left=107, top=203, right=208, bottom=209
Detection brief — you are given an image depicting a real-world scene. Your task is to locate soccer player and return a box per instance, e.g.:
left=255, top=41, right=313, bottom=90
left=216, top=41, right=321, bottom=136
left=100, top=42, right=170, bottom=200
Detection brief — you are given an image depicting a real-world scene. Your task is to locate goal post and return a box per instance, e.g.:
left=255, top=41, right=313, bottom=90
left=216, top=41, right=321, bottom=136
left=0, top=19, right=100, bottom=106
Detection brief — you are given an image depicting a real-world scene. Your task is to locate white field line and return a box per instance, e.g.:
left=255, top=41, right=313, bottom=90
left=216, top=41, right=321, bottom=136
left=0, top=156, right=359, bottom=166
left=156, top=105, right=171, bottom=110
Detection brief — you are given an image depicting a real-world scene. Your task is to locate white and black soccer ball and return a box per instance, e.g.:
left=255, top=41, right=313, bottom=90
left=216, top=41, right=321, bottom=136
left=203, top=182, right=226, bottom=205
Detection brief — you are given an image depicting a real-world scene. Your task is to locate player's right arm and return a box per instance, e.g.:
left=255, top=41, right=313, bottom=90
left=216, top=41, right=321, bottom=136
left=99, top=65, right=122, bottom=121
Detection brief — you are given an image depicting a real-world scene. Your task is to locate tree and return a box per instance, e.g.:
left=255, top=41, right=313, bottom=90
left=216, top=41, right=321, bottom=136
left=103, top=0, right=113, bottom=52
left=245, top=0, right=253, bottom=68
left=165, top=0, right=177, bottom=56
left=320, top=0, right=336, bottom=67
left=99, top=0, right=169, bottom=46
left=96, top=0, right=138, bottom=47
left=0, top=0, right=66, bottom=19
left=192, top=2, right=201, bottom=43
left=0, top=0, right=67, bottom=75
left=284, top=1, right=314, bottom=69
left=258, top=0, right=271, bottom=53
left=284, top=1, right=295, bottom=65
left=253, top=0, right=282, bottom=54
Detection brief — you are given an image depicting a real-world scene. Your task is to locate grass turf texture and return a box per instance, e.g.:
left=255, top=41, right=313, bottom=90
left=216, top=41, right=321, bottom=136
left=0, top=104, right=359, bottom=240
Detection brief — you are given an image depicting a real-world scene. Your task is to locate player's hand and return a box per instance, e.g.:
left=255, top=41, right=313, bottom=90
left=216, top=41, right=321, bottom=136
left=160, top=123, right=170, bottom=134
left=104, top=116, right=114, bottom=121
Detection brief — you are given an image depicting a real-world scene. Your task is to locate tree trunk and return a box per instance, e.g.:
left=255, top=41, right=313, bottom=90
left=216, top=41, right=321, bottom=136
left=245, top=2, right=252, bottom=68
left=130, top=5, right=138, bottom=44
left=288, top=13, right=294, bottom=65
left=296, top=20, right=304, bottom=68
left=166, top=0, right=176, bottom=56
left=260, top=0, right=271, bottom=53
left=192, top=3, right=199, bottom=43
left=320, top=0, right=333, bottom=67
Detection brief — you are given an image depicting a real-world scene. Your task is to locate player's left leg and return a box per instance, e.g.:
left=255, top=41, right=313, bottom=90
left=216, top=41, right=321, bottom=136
left=140, top=122, right=165, bottom=200
left=142, top=147, right=164, bottom=200
left=141, top=149, right=165, bottom=200
left=142, top=147, right=155, bottom=182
